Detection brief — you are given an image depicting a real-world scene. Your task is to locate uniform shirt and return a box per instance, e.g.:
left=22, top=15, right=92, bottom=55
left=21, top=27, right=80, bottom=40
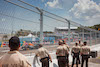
left=72, top=46, right=80, bottom=53
left=0, top=51, right=31, bottom=67
left=81, top=46, right=90, bottom=55
left=36, top=47, right=49, bottom=59
left=64, top=44, right=70, bottom=51
left=56, top=45, right=68, bottom=56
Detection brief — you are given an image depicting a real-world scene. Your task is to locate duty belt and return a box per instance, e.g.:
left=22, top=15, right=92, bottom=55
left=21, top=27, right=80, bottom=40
left=40, top=57, right=49, bottom=62
left=82, top=54, right=90, bottom=59
left=57, top=56, right=68, bottom=59
left=72, top=52, right=80, bottom=57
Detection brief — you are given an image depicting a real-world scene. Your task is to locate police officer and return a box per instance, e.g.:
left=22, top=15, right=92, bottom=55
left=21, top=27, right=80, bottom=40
left=62, top=40, right=70, bottom=66
left=81, top=41, right=90, bottom=67
left=56, top=40, right=69, bottom=67
left=34, top=44, right=52, bottom=67
left=71, top=42, right=80, bottom=67
left=0, top=36, right=31, bottom=67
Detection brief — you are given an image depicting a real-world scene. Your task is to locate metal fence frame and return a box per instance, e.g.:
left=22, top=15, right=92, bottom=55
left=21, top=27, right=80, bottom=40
left=3, top=0, right=100, bottom=45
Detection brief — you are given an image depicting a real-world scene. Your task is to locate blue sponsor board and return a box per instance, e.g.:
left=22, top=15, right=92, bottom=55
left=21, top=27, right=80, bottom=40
left=44, top=37, right=55, bottom=41
left=20, top=38, right=33, bottom=42
left=0, top=42, right=1, bottom=46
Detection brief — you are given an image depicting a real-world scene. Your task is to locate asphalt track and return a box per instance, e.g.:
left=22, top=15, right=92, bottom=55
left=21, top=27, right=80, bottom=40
left=26, top=44, right=100, bottom=67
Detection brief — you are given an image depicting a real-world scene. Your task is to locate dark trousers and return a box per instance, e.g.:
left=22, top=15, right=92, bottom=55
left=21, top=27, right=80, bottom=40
left=72, top=53, right=79, bottom=67
left=40, top=57, right=49, bottom=67
left=81, top=55, right=89, bottom=67
left=67, top=54, right=69, bottom=63
left=57, top=56, right=69, bottom=67
left=79, top=55, right=81, bottom=64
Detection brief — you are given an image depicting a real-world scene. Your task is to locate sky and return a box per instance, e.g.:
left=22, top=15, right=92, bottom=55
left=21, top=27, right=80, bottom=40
left=41, top=0, right=100, bottom=26
left=0, top=0, right=100, bottom=33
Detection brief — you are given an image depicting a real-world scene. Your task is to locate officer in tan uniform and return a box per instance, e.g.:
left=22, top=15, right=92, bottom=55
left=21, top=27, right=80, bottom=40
left=0, top=36, right=31, bottom=67
left=56, top=40, right=69, bottom=67
left=81, top=42, right=90, bottom=67
left=62, top=40, right=70, bottom=66
left=71, top=42, right=80, bottom=67
left=34, top=44, right=52, bottom=67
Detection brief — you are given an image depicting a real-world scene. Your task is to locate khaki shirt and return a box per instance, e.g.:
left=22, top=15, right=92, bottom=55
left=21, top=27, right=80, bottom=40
left=64, top=44, right=70, bottom=51
left=56, top=45, right=68, bottom=56
left=81, top=46, right=90, bottom=55
left=36, top=47, right=49, bottom=59
left=72, top=46, right=80, bottom=53
left=0, top=51, right=31, bottom=67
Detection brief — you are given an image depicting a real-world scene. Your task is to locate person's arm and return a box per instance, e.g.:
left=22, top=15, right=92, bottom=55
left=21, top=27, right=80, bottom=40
left=33, top=54, right=40, bottom=66
left=21, top=60, right=31, bottom=67
left=20, top=56, right=32, bottom=67
left=80, top=48, right=83, bottom=55
left=48, top=54, right=52, bottom=62
left=66, top=49, right=69, bottom=55
left=45, top=49, right=52, bottom=62
left=65, top=46, right=69, bottom=54
left=33, top=55, right=36, bottom=64
left=26, top=61, right=31, bottom=67
left=67, top=45, right=70, bottom=51
left=89, top=48, right=91, bottom=54
left=71, top=47, right=73, bottom=55
left=79, top=46, right=81, bottom=53
left=56, top=48, right=59, bottom=54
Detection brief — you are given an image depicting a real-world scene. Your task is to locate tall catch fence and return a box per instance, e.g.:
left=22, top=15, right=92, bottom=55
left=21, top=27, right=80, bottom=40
left=0, top=0, right=100, bottom=53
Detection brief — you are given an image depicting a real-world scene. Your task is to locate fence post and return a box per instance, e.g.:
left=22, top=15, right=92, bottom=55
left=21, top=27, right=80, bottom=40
left=82, top=28, right=84, bottom=42
left=65, top=19, right=70, bottom=45
left=36, top=7, right=43, bottom=44
left=68, top=21, right=70, bottom=45
left=40, top=12, right=43, bottom=44
left=95, top=32, right=97, bottom=45
left=90, top=31, right=92, bottom=46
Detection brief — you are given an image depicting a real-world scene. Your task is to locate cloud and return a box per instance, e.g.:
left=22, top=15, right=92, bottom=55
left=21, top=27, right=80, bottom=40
left=45, top=0, right=62, bottom=9
left=1, top=18, right=5, bottom=21
left=41, top=0, right=44, bottom=2
left=41, top=0, right=46, bottom=2
left=45, top=0, right=76, bottom=10
left=69, top=0, right=100, bottom=25
left=85, top=15, right=100, bottom=26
